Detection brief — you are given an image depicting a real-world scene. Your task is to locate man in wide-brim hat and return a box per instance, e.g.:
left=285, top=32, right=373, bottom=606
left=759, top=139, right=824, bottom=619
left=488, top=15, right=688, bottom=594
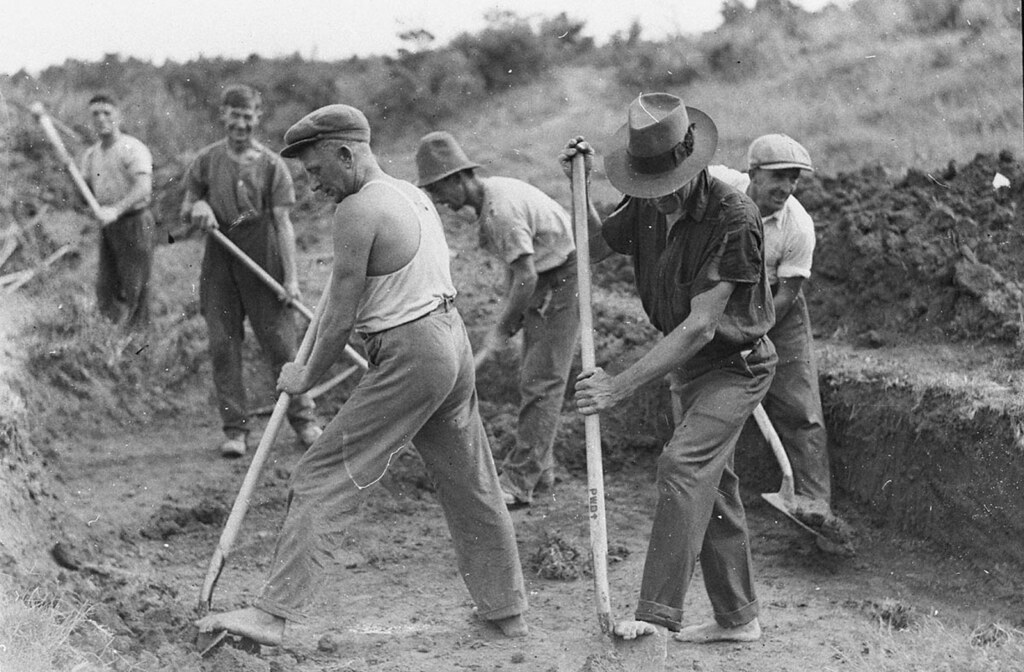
left=560, top=92, right=777, bottom=643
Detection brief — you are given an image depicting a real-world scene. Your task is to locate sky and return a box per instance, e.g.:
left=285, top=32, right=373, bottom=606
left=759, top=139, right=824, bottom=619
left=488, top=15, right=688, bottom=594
left=1, top=0, right=840, bottom=75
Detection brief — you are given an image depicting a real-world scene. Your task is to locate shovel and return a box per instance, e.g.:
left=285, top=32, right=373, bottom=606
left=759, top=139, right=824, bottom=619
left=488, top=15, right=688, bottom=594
left=754, top=404, right=853, bottom=556
left=195, top=272, right=333, bottom=653
left=570, top=153, right=666, bottom=670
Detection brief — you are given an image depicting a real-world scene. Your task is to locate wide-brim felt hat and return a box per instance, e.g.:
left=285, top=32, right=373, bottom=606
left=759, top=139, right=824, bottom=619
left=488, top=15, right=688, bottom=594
left=415, top=131, right=480, bottom=187
left=604, top=93, right=718, bottom=199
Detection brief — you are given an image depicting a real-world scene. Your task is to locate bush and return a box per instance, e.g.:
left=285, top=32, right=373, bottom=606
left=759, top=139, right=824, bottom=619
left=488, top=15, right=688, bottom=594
left=612, top=37, right=705, bottom=91
left=452, top=11, right=552, bottom=92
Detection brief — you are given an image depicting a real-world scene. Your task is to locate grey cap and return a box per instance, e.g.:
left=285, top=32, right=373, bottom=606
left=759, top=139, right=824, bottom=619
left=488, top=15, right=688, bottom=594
left=746, top=134, right=813, bottom=172
left=281, top=104, right=371, bottom=158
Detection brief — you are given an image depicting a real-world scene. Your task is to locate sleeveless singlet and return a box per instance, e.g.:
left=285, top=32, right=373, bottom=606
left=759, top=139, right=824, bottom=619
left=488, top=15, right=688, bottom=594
left=354, top=179, right=457, bottom=334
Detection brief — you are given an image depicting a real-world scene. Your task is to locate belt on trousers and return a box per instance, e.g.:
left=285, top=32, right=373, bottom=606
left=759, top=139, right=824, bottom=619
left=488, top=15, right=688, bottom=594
left=359, top=295, right=455, bottom=339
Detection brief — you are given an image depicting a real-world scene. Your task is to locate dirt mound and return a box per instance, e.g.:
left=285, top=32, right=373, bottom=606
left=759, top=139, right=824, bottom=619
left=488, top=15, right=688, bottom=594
left=799, top=151, right=1024, bottom=347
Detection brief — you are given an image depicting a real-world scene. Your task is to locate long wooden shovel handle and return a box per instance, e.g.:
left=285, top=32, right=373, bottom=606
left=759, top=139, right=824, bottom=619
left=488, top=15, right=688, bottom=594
left=572, top=153, right=612, bottom=635
left=30, top=102, right=104, bottom=218
left=198, top=271, right=333, bottom=612
left=209, top=228, right=368, bottom=371
left=753, top=403, right=796, bottom=501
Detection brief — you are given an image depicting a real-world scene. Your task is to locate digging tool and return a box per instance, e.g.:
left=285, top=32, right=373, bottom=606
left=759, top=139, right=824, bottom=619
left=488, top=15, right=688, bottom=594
left=252, top=362, right=362, bottom=415
left=196, top=271, right=333, bottom=650
left=755, top=404, right=853, bottom=556
left=30, top=102, right=104, bottom=219
left=473, top=342, right=494, bottom=370
left=571, top=153, right=667, bottom=669
left=207, top=226, right=368, bottom=373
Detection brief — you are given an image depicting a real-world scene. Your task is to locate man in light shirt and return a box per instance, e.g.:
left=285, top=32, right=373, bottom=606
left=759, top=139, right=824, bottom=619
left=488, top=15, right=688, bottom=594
left=416, top=132, right=580, bottom=508
left=80, top=93, right=155, bottom=329
left=709, top=134, right=848, bottom=543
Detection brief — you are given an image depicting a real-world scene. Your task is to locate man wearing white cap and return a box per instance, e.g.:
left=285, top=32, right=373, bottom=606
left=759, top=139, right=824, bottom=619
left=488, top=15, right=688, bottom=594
left=560, top=92, right=776, bottom=644
left=415, top=131, right=580, bottom=508
left=709, top=135, right=846, bottom=542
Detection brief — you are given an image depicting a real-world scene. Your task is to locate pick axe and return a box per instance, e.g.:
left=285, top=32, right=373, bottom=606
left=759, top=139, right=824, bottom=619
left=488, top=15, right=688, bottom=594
left=30, top=102, right=103, bottom=219
left=206, top=225, right=368, bottom=374
left=570, top=152, right=666, bottom=669
left=197, top=272, right=332, bottom=628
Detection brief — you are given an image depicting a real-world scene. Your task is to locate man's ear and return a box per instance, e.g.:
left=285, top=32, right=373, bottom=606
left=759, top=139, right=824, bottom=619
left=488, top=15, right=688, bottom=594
left=338, top=144, right=356, bottom=164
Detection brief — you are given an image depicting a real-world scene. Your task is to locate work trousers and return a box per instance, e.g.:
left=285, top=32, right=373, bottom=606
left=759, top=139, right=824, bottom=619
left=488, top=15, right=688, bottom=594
left=255, top=306, right=528, bottom=623
left=641, top=338, right=776, bottom=631
left=199, top=234, right=314, bottom=435
left=96, top=208, right=156, bottom=329
left=763, top=289, right=831, bottom=502
left=500, top=257, right=580, bottom=503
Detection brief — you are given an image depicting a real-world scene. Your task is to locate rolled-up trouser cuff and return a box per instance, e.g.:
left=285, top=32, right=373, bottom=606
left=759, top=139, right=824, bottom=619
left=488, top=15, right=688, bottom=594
left=252, top=597, right=307, bottom=625
left=715, top=598, right=759, bottom=628
left=635, top=599, right=683, bottom=632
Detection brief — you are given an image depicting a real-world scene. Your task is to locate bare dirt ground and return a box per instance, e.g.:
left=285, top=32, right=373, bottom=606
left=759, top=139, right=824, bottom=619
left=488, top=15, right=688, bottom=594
left=47, top=406, right=1019, bottom=672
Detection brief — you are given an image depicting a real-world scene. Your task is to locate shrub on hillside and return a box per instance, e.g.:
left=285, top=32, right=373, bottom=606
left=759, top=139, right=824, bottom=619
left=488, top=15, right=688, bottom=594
left=611, top=37, right=706, bottom=92
left=451, top=11, right=552, bottom=92
left=369, top=48, right=486, bottom=128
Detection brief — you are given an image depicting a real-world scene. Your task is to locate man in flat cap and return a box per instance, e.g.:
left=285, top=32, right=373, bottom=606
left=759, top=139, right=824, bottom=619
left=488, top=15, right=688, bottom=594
left=560, top=92, right=776, bottom=643
left=196, top=104, right=528, bottom=646
left=709, top=135, right=852, bottom=550
left=179, top=83, right=321, bottom=458
left=415, top=131, right=580, bottom=508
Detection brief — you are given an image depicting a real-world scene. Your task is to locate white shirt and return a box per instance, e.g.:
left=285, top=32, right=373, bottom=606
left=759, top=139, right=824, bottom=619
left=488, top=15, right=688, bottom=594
left=708, top=164, right=815, bottom=285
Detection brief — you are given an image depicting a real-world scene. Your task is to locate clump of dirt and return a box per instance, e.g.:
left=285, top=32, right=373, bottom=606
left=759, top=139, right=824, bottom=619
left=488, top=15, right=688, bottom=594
left=799, top=151, right=1024, bottom=347
left=862, top=598, right=914, bottom=631
left=139, top=499, right=228, bottom=541
left=528, top=533, right=587, bottom=580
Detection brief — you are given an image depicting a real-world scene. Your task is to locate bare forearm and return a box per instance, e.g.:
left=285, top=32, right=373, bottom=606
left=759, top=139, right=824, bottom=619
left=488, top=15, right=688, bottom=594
left=112, top=175, right=152, bottom=217
left=498, top=277, right=536, bottom=334
left=302, top=311, right=353, bottom=387
left=612, top=320, right=715, bottom=400
left=273, top=209, right=300, bottom=286
left=772, top=277, right=803, bottom=322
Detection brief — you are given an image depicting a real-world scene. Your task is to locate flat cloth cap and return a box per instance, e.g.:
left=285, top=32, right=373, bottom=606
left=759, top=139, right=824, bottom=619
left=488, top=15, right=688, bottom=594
left=281, top=104, right=371, bottom=158
left=747, top=134, right=813, bottom=172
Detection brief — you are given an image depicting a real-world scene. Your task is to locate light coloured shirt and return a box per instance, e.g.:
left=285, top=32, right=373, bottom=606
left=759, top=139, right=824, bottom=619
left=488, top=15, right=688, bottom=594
left=80, top=134, right=153, bottom=208
left=477, top=176, right=575, bottom=273
left=708, top=164, right=815, bottom=284
left=355, top=179, right=457, bottom=334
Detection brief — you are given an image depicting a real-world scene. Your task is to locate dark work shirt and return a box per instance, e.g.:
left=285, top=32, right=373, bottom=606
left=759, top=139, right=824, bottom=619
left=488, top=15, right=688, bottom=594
left=602, top=169, right=775, bottom=361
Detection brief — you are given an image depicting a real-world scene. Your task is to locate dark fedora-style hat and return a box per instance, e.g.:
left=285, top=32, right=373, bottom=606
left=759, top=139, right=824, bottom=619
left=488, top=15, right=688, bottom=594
left=415, top=131, right=481, bottom=187
left=604, top=92, right=718, bottom=199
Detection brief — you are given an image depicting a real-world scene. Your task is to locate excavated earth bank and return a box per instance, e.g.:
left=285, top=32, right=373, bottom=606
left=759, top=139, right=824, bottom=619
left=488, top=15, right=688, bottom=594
left=733, top=151, right=1024, bottom=567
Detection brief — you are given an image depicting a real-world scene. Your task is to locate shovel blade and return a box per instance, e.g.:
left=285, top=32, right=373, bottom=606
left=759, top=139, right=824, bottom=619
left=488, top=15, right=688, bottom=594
left=196, top=629, right=262, bottom=658
left=761, top=492, right=855, bottom=557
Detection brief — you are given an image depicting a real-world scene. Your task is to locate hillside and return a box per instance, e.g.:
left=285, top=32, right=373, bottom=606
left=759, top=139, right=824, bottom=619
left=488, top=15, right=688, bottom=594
left=1, top=1, right=1023, bottom=671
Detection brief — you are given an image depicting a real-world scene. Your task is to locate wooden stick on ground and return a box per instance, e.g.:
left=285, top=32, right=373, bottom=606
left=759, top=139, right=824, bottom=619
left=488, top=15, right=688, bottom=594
left=4, top=243, right=77, bottom=293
